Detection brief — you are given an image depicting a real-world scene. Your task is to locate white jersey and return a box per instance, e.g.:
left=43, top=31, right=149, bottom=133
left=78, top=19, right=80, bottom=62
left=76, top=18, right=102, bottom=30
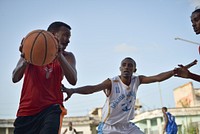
left=65, top=128, right=75, bottom=134
left=101, top=76, right=140, bottom=125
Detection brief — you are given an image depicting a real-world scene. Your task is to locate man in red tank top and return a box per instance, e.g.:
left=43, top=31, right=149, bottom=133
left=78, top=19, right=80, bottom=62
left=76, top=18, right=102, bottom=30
left=12, top=21, right=77, bottom=134
left=174, top=8, right=200, bottom=82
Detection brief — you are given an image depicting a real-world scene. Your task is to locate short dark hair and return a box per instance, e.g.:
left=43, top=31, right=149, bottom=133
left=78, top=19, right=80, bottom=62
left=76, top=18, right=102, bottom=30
left=122, top=57, right=136, bottom=67
left=47, top=21, right=71, bottom=33
left=192, top=9, right=200, bottom=14
left=162, top=107, right=167, bottom=111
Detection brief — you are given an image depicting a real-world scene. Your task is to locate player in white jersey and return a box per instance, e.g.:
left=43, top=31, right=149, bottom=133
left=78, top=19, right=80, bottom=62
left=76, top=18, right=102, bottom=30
left=98, top=75, right=142, bottom=134
left=63, top=121, right=77, bottom=134
left=61, top=57, right=193, bottom=134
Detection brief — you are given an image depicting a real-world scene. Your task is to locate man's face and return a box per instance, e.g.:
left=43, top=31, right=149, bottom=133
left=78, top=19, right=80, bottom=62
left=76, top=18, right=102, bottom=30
left=120, top=59, right=136, bottom=78
left=55, top=26, right=71, bottom=50
left=191, top=12, right=200, bottom=34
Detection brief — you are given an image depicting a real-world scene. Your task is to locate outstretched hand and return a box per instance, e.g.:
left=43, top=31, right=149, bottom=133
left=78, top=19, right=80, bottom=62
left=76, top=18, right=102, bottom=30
left=174, top=59, right=197, bottom=78
left=61, top=84, right=74, bottom=101
left=174, top=65, right=190, bottom=78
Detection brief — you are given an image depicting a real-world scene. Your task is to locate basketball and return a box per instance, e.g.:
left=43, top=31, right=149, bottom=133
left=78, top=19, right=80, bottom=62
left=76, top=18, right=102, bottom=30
left=22, top=30, right=58, bottom=66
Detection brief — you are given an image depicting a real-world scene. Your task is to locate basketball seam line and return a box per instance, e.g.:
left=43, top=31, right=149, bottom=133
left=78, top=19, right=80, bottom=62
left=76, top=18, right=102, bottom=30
left=41, top=31, right=48, bottom=66
left=30, top=30, right=44, bottom=65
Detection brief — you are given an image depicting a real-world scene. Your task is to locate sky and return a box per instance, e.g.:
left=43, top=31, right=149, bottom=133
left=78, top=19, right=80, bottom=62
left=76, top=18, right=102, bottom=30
left=0, top=0, right=200, bottom=119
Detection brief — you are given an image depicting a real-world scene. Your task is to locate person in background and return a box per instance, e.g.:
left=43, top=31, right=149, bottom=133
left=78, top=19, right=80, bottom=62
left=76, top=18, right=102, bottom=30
left=63, top=121, right=77, bottom=134
left=12, top=21, right=77, bottom=134
left=162, top=107, right=178, bottom=134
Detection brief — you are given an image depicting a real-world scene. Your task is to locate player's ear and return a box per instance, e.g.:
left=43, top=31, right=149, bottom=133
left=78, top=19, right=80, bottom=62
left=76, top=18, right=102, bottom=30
left=119, top=67, right=122, bottom=71
left=134, top=68, right=137, bottom=72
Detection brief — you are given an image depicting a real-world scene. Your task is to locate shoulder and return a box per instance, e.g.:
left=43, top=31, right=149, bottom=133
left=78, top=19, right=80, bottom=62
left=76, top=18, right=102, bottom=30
left=63, top=51, right=75, bottom=58
left=138, top=75, right=145, bottom=81
left=73, top=128, right=77, bottom=132
left=102, top=78, right=112, bottom=97
left=63, top=51, right=76, bottom=63
left=166, top=112, right=172, bottom=116
left=109, top=76, right=120, bottom=82
left=102, top=78, right=112, bottom=87
left=132, top=75, right=140, bottom=80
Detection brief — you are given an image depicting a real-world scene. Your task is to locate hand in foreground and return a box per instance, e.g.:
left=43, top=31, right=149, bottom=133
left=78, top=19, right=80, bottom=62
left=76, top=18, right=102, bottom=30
left=174, top=65, right=191, bottom=78
left=19, top=38, right=30, bottom=65
left=174, top=59, right=197, bottom=78
left=61, top=84, right=73, bottom=101
left=19, top=38, right=25, bottom=58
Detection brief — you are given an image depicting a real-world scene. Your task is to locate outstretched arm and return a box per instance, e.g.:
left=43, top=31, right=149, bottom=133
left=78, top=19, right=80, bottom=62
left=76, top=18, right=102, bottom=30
left=140, top=60, right=197, bottom=84
left=61, top=79, right=111, bottom=101
left=139, top=70, right=175, bottom=84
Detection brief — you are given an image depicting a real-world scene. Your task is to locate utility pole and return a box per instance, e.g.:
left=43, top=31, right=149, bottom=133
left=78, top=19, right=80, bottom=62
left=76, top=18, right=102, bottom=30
left=158, top=82, right=163, bottom=107
left=175, top=37, right=200, bottom=45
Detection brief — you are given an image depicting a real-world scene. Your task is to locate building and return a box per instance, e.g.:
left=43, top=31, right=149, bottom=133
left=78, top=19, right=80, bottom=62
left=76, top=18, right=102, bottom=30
left=0, top=119, right=14, bottom=134
left=174, top=82, right=200, bottom=107
left=132, top=107, right=200, bottom=134
left=61, top=111, right=101, bottom=134
left=132, top=82, right=200, bottom=134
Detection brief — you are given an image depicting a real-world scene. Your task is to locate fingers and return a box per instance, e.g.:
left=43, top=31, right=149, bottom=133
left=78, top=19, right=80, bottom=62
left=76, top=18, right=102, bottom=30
left=20, top=53, right=25, bottom=58
left=174, top=74, right=178, bottom=77
left=185, top=59, right=197, bottom=69
left=19, top=38, right=25, bottom=53
left=19, top=45, right=23, bottom=53
left=61, top=84, right=66, bottom=92
left=61, top=84, right=64, bottom=91
left=64, top=96, right=70, bottom=101
left=61, top=84, right=71, bottom=101
left=178, top=64, right=184, bottom=67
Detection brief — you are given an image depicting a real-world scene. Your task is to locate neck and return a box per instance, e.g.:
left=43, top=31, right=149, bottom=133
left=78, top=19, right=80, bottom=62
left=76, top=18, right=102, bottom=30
left=120, top=76, right=131, bottom=86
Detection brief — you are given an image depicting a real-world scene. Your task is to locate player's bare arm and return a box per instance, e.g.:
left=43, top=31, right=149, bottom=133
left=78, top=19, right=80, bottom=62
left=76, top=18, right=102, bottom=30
left=58, top=51, right=77, bottom=85
left=139, top=70, right=175, bottom=84
left=62, top=79, right=111, bottom=101
left=12, top=42, right=29, bottom=83
left=140, top=60, right=197, bottom=84
left=12, top=58, right=28, bottom=83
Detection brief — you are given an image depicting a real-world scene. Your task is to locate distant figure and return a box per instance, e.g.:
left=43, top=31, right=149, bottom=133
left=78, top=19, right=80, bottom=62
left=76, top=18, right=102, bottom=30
left=63, top=121, right=77, bottom=134
left=162, top=107, right=178, bottom=134
left=174, top=8, right=200, bottom=82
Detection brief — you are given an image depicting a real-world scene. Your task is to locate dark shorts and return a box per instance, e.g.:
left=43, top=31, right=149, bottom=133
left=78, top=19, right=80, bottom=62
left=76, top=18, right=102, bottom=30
left=14, top=104, right=67, bottom=134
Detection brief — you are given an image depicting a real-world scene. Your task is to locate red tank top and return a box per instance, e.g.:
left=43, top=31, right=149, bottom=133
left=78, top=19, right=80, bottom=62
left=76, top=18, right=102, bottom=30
left=17, top=60, right=63, bottom=116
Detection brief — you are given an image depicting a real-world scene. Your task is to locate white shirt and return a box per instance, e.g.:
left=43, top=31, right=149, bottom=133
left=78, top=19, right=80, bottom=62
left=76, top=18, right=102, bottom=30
left=64, top=128, right=76, bottom=134
left=101, top=76, right=140, bottom=125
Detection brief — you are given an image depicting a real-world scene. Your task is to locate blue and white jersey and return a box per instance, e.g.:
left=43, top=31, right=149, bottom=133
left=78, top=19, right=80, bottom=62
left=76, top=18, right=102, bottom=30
left=166, top=112, right=178, bottom=133
left=101, top=75, right=140, bottom=125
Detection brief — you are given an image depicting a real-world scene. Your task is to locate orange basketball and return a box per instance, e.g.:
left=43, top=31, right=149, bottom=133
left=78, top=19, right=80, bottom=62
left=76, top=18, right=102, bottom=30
left=22, top=29, right=58, bottom=66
